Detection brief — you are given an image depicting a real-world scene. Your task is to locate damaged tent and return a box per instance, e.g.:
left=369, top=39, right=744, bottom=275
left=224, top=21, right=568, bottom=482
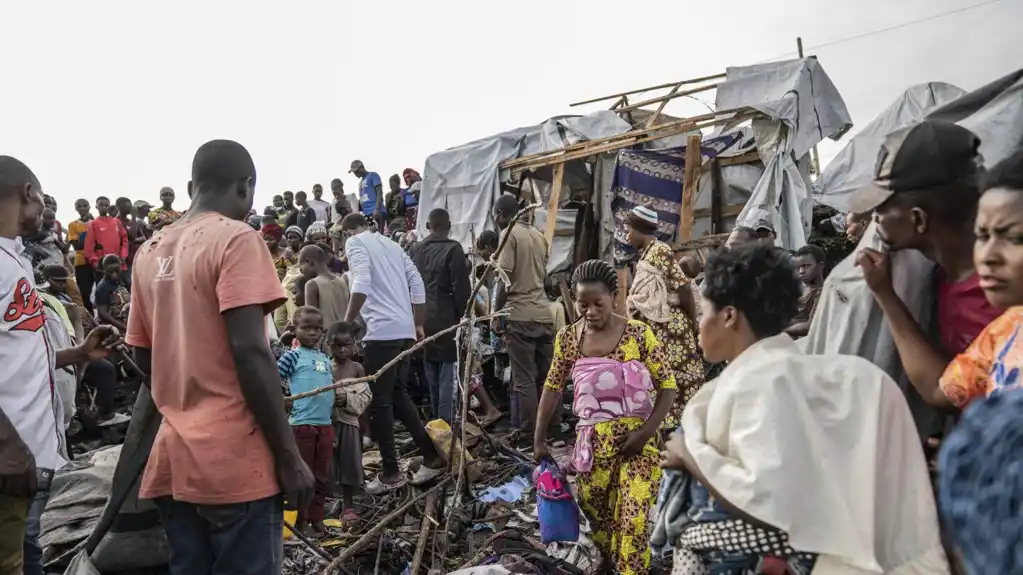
left=417, top=58, right=852, bottom=308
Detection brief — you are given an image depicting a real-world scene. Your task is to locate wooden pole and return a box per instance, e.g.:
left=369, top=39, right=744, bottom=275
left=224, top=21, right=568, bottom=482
left=615, top=82, right=721, bottom=114
left=710, top=158, right=724, bottom=235
left=678, top=134, right=703, bottom=242
left=568, top=72, right=727, bottom=107
left=544, top=163, right=565, bottom=252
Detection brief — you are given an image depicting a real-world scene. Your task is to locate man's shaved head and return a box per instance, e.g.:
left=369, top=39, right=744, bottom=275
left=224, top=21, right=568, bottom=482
left=0, top=155, right=44, bottom=237
left=0, top=156, right=39, bottom=198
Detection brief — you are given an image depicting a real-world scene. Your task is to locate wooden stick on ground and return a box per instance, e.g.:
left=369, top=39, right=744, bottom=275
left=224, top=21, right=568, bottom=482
left=321, top=476, right=452, bottom=575
left=286, top=311, right=506, bottom=403
left=283, top=519, right=335, bottom=563
left=410, top=491, right=439, bottom=574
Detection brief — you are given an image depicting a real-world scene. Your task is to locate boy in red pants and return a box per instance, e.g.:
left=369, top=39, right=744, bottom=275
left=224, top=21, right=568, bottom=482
left=277, top=307, right=335, bottom=535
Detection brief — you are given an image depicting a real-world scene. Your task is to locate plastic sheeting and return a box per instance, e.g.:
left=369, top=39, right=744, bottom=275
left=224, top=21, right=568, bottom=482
left=797, top=222, right=946, bottom=440
left=417, top=111, right=632, bottom=249
left=716, top=58, right=852, bottom=161
left=817, top=69, right=1023, bottom=212
left=815, top=82, right=967, bottom=212
left=717, top=58, right=852, bottom=249
left=927, top=68, right=1023, bottom=169
left=533, top=207, right=577, bottom=274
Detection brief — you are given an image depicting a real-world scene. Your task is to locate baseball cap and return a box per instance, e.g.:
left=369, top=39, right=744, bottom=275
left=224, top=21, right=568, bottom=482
left=848, top=120, right=982, bottom=214
left=349, top=160, right=364, bottom=174
left=133, top=200, right=153, bottom=210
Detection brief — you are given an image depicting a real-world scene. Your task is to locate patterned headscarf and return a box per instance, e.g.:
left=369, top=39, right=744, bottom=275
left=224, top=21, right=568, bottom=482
left=402, top=168, right=422, bottom=186
left=261, top=223, right=283, bottom=241
left=305, top=221, right=328, bottom=240
left=939, top=389, right=1023, bottom=574
left=285, top=225, right=305, bottom=240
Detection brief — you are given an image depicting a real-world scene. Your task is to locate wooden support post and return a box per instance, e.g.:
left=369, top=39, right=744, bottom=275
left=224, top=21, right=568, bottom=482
left=710, top=158, right=723, bottom=235
left=615, top=268, right=629, bottom=315
left=544, top=162, right=565, bottom=253
left=678, top=134, right=702, bottom=242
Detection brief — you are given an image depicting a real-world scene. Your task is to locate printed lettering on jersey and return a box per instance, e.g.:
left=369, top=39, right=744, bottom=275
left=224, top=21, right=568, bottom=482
left=3, top=277, right=44, bottom=332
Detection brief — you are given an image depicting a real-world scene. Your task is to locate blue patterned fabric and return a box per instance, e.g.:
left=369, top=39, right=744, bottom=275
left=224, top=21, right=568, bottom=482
left=939, top=388, right=1023, bottom=575
left=611, top=133, right=742, bottom=268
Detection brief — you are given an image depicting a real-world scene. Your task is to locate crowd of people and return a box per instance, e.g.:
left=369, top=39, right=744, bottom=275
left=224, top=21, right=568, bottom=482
left=1, top=118, right=1023, bottom=575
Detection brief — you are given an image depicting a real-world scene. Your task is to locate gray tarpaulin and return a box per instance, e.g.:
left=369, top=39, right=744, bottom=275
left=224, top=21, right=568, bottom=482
left=815, top=82, right=967, bottom=212
left=716, top=58, right=853, bottom=249
left=533, top=207, right=577, bottom=274
left=417, top=110, right=631, bottom=249
left=816, top=69, right=1023, bottom=213
left=715, top=58, right=852, bottom=161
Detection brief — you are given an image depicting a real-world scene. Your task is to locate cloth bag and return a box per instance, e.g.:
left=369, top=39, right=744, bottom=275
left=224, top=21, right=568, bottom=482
left=533, top=459, right=580, bottom=544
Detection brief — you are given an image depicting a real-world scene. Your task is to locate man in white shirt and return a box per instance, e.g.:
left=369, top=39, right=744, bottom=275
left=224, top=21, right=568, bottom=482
left=308, top=183, right=332, bottom=223
left=340, top=213, right=446, bottom=494
left=0, top=156, right=120, bottom=575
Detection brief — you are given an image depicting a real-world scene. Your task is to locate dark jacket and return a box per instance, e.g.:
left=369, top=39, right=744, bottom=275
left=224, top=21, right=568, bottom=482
left=411, top=234, right=471, bottom=363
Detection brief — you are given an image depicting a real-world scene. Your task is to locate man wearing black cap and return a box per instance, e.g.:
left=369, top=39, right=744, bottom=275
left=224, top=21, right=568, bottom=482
left=350, top=160, right=384, bottom=232
left=851, top=120, right=1001, bottom=411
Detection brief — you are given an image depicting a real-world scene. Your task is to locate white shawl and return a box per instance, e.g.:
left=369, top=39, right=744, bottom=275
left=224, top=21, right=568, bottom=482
left=681, top=334, right=949, bottom=574
left=627, top=260, right=672, bottom=324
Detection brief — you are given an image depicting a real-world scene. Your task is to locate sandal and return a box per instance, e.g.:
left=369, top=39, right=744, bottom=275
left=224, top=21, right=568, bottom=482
left=366, top=474, right=407, bottom=495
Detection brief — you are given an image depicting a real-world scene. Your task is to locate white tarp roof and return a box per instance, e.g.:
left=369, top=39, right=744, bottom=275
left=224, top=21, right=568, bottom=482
left=417, top=111, right=631, bottom=249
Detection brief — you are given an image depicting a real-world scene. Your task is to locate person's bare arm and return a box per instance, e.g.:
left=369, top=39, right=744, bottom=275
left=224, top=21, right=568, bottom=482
left=374, top=184, right=384, bottom=214
left=96, top=304, right=127, bottom=333
left=858, top=248, right=955, bottom=411
left=305, top=280, right=319, bottom=310
left=134, top=347, right=152, bottom=388
left=223, top=304, right=304, bottom=464
left=0, top=406, right=36, bottom=497
left=533, top=389, right=561, bottom=446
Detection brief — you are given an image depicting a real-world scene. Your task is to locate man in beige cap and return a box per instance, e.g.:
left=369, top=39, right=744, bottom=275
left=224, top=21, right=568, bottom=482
left=350, top=160, right=384, bottom=232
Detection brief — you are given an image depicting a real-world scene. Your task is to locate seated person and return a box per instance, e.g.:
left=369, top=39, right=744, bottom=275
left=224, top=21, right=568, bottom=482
left=654, top=245, right=948, bottom=574
left=94, top=254, right=130, bottom=332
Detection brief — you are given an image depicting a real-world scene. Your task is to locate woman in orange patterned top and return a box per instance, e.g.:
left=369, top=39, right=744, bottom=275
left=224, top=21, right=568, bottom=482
left=940, top=151, right=1023, bottom=407
left=624, top=205, right=704, bottom=428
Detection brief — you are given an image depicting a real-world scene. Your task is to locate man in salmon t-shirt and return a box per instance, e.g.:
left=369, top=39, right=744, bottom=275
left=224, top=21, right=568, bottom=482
left=851, top=121, right=1002, bottom=413
left=126, top=140, right=313, bottom=575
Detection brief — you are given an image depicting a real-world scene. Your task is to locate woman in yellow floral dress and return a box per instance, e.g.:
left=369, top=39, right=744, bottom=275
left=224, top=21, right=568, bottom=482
left=534, top=259, right=677, bottom=575
left=624, top=206, right=704, bottom=427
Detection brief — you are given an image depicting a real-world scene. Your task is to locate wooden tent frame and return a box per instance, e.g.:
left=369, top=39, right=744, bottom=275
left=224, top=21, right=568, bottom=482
left=498, top=72, right=763, bottom=308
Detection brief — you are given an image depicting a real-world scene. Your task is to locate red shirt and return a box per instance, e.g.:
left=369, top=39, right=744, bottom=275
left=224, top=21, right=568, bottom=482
left=936, top=272, right=1003, bottom=355
left=84, top=216, right=128, bottom=268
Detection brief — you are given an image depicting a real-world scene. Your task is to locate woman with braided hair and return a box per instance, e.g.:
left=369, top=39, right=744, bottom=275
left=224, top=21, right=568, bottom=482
left=625, top=205, right=704, bottom=428
left=534, top=258, right=677, bottom=575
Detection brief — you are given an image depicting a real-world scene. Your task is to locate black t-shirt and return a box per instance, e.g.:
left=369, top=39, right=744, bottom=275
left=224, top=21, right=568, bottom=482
left=286, top=206, right=318, bottom=232
left=94, top=278, right=130, bottom=321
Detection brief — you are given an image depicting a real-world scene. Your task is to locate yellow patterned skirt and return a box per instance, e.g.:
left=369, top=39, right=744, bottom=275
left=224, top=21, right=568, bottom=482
left=576, top=418, right=661, bottom=575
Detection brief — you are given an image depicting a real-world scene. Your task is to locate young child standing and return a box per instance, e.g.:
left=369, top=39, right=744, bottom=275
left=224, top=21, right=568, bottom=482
left=278, top=307, right=335, bottom=536
left=325, top=321, right=371, bottom=523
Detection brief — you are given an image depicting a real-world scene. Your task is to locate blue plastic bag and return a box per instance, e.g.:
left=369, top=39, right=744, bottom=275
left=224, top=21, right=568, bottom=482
left=533, top=458, right=580, bottom=544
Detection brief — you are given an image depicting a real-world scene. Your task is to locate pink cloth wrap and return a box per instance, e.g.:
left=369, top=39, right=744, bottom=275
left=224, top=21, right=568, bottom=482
left=570, top=357, right=654, bottom=473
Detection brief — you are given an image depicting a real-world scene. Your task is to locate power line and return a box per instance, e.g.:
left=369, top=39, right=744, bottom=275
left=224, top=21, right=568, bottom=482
left=758, top=0, right=1004, bottom=63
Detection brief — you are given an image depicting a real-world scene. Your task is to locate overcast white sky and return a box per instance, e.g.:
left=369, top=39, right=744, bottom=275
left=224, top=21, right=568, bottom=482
left=3, top=0, right=1020, bottom=224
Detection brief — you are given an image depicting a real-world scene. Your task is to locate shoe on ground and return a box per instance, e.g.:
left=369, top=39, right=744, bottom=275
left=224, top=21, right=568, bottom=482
left=366, top=474, right=407, bottom=495
left=409, top=464, right=445, bottom=486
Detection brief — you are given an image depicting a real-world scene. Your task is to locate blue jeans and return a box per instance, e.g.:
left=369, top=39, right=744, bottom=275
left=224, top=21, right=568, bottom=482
left=22, top=488, right=49, bottom=575
left=424, top=361, right=456, bottom=423
left=154, top=495, right=283, bottom=575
